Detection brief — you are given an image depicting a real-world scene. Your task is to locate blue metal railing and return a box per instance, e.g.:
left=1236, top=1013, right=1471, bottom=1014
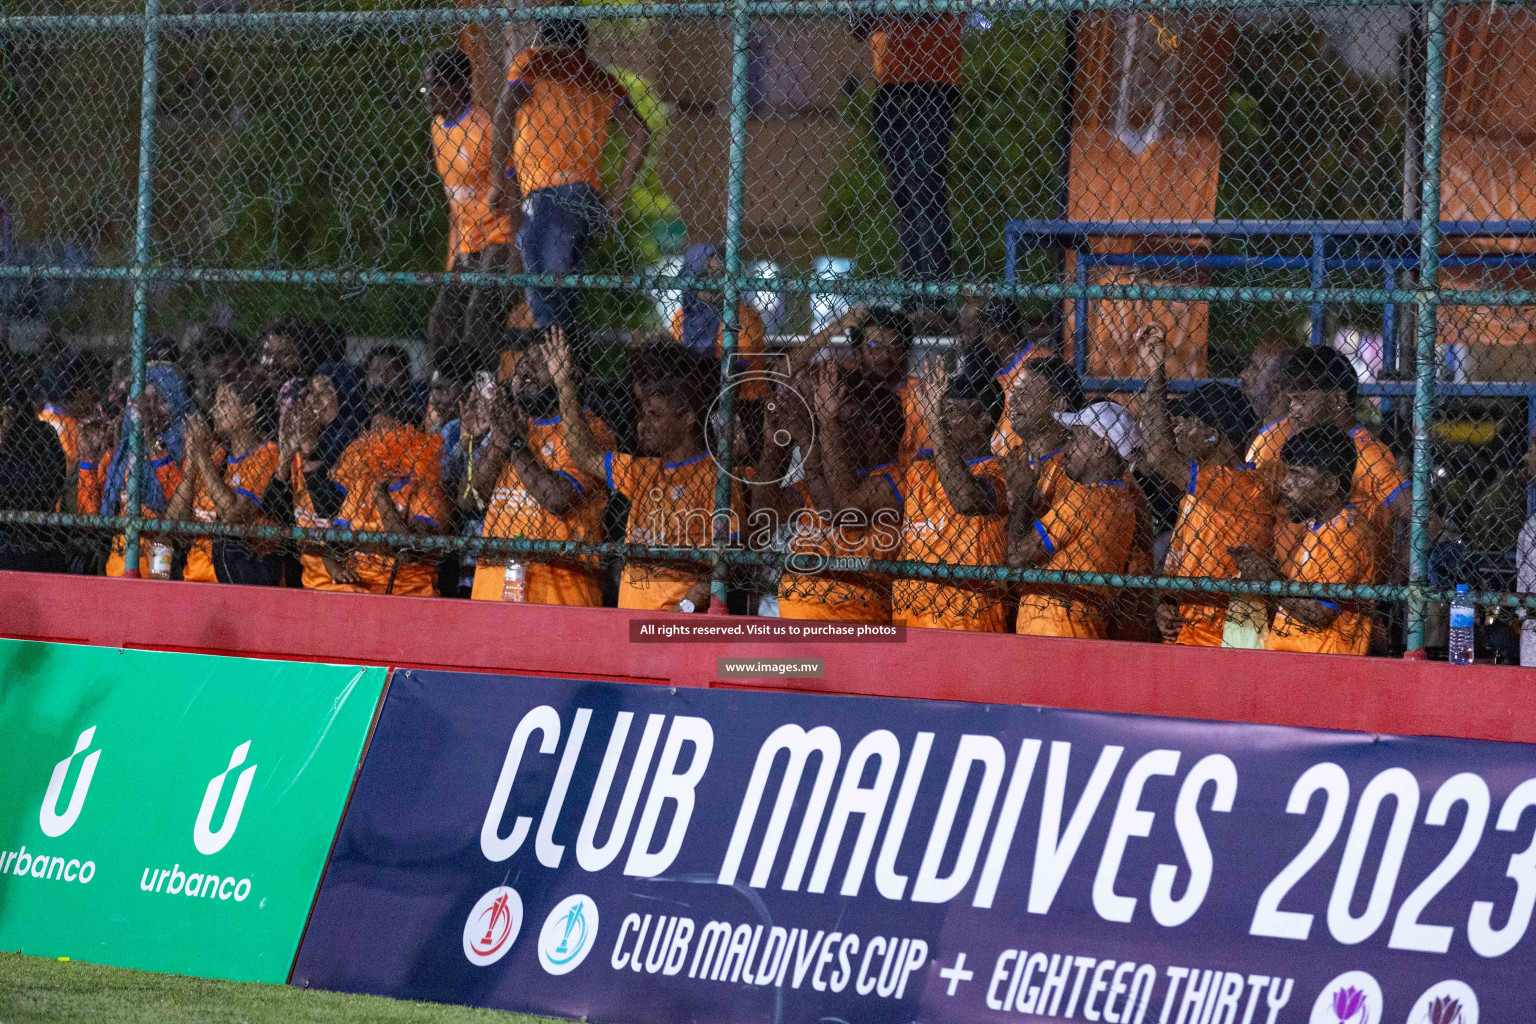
left=1006, top=218, right=1536, bottom=377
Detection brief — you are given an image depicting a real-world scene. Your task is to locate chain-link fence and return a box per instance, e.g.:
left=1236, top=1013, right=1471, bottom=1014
left=2, top=0, right=1534, bottom=659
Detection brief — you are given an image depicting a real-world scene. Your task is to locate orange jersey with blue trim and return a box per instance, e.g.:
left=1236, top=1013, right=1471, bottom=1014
left=1164, top=461, right=1277, bottom=644
left=183, top=442, right=280, bottom=583
left=105, top=453, right=183, bottom=578
left=1247, top=416, right=1407, bottom=514
left=777, top=464, right=903, bottom=622
left=331, top=425, right=449, bottom=596
left=1249, top=415, right=1404, bottom=570
left=893, top=450, right=1010, bottom=631
left=288, top=453, right=349, bottom=592
left=76, top=457, right=106, bottom=515
left=1266, top=503, right=1378, bottom=656
left=471, top=413, right=615, bottom=606
left=1016, top=472, right=1139, bottom=638
left=433, top=105, right=514, bottom=257
left=606, top=451, right=745, bottom=610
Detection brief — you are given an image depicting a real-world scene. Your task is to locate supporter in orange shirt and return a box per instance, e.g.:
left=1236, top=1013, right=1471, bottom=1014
left=101, top=365, right=189, bottom=579
left=423, top=50, right=518, bottom=358
left=893, top=358, right=1011, bottom=631
left=1010, top=401, right=1142, bottom=640
left=1247, top=346, right=1407, bottom=529
left=1239, top=335, right=1301, bottom=436
left=325, top=385, right=450, bottom=597
left=1134, top=327, right=1274, bottom=647
left=1232, top=425, right=1378, bottom=656
left=834, top=308, right=924, bottom=465
left=997, top=355, right=1084, bottom=482
left=263, top=364, right=370, bottom=592
left=34, top=350, right=106, bottom=515
left=75, top=407, right=116, bottom=518
left=257, top=318, right=345, bottom=393
left=670, top=243, right=768, bottom=401
left=848, top=11, right=963, bottom=308
left=490, top=19, right=652, bottom=330
left=763, top=366, right=904, bottom=622
left=800, top=304, right=928, bottom=472
left=168, top=376, right=282, bottom=586
left=956, top=298, right=1045, bottom=456
left=551, top=331, right=741, bottom=612
left=469, top=331, right=615, bottom=606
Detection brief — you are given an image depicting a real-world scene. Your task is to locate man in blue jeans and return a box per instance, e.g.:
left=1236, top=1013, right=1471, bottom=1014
left=849, top=11, right=964, bottom=316
left=489, top=19, right=651, bottom=331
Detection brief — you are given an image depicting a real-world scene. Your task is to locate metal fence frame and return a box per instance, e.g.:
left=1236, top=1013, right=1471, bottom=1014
left=4, top=0, right=1530, bottom=652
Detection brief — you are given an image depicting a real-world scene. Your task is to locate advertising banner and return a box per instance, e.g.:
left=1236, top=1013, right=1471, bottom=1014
left=296, top=670, right=1536, bottom=1024
left=0, top=639, right=386, bottom=981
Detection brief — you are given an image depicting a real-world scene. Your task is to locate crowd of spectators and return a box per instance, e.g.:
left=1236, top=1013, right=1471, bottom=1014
left=0, top=15, right=1525, bottom=660
left=0, top=294, right=1478, bottom=660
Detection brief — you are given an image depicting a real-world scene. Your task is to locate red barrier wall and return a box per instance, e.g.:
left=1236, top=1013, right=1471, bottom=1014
left=1, top=570, right=1532, bottom=744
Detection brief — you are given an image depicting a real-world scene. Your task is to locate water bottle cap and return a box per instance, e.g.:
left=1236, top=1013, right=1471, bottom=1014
left=1456, top=584, right=1469, bottom=594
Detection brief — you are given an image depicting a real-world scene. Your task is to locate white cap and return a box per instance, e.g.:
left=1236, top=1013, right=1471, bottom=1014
left=1053, top=401, right=1141, bottom=460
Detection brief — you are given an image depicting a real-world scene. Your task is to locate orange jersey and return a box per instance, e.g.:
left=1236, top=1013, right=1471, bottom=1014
left=37, top=406, right=80, bottom=465
left=1164, top=461, right=1278, bottom=644
left=105, top=454, right=183, bottom=578
left=670, top=304, right=769, bottom=401
left=183, top=442, right=280, bottom=583
left=777, top=465, right=903, bottom=623
left=507, top=48, right=625, bottom=195
left=288, top=453, right=347, bottom=592
left=76, top=457, right=106, bottom=516
left=331, top=425, right=449, bottom=597
left=1016, top=473, right=1139, bottom=639
left=871, top=16, right=965, bottom=86
left=606, top=451, right=744, bottom=611
left=471, top=412, right=615, bottom=606
left=1249, top=416, right=1404, bottom=571
left=988, top=344, right=1041, bottom=456
left=1247, top=417, right=1408, bottom=513
left=432, top=105, right=514, bottom=255
left=893, top=451, right=1010, bottom=632
left=1266, top=503, right=1378, bottom=657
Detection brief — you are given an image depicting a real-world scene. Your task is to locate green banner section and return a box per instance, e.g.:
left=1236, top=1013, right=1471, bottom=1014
left=0, top=640, right=386, bottom=982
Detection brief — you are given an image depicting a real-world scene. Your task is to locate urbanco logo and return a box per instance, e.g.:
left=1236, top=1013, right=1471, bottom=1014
left=40, top=726, right=101, bottom=838
left=463, top=886, right=523, bottom=967
left=538, top=894, right=598, bottom=975
left=193, top=741, right=257, bottom=856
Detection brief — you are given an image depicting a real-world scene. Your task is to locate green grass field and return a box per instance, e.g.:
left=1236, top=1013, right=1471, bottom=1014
left=0, top=953, right=565, bottom=1024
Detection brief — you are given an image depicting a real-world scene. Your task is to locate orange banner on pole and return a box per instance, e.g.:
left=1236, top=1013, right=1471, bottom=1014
left=1066, top=11, right=1232, bottom=379
left=1438, top=6, right=1536, bottom=371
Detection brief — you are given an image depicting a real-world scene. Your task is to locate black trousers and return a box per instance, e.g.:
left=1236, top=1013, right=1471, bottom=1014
left=872, top=82, right=958, bottom=300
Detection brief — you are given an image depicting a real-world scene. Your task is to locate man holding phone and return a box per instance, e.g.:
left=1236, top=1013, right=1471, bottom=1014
left=469, top=332, right=615, bottom=605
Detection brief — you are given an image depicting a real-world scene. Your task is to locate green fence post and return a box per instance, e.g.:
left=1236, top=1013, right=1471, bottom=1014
left=122, top=0, right=163, bottom=578
left=710, top=0, right=753, bottom=611
left=1406, top=0, right=1447, bottom=652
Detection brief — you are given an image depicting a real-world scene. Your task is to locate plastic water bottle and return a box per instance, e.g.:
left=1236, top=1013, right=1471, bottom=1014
left=501, top=562, right=526, bottom=603
left=1449, top=584, right=1475, bottom=665
left=148, top=543, right=172, bottom=580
